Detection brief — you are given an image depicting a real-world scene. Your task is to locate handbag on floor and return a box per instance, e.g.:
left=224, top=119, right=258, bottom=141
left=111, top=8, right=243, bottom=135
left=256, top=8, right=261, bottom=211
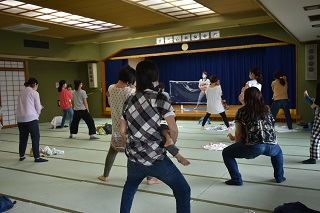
left=111, top=132, right=126, bottom=152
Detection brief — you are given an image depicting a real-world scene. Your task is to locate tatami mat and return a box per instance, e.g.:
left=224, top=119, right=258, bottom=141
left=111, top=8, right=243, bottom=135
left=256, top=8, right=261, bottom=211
left=1, top=119, right=319, bottom=213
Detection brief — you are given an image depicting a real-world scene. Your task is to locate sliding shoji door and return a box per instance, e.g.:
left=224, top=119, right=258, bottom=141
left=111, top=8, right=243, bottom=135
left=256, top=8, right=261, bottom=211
left=0, top=60, right=26, bottom=127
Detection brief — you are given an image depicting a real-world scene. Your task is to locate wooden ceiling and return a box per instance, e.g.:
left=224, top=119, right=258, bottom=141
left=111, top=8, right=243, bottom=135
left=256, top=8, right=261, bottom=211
left=0, top=0, right=272, bottom=43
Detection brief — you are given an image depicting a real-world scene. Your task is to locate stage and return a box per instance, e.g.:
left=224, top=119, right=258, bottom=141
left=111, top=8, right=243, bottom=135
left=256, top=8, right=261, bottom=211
left=173, top=104, right=239, bottom=121
left=173, top=104, right=301, bottom=123
left=104, top=105, right=301, bottom=123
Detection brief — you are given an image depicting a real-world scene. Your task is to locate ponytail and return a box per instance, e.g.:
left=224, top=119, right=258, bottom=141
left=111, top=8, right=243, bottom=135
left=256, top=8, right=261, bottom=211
left=58, top=80, right=66, bottom=92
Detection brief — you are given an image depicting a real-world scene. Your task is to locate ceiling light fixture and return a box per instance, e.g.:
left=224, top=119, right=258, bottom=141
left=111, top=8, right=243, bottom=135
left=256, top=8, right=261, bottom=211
left=304, top=5, right=320, bottom=11
left=125, top=0, right=215, bottom=19
left=0, top=0, right=124, bottom=32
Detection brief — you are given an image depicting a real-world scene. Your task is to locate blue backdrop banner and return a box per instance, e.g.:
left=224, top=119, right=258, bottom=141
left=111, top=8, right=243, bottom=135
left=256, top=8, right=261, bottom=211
left=170, top=81, right=207, bottom=104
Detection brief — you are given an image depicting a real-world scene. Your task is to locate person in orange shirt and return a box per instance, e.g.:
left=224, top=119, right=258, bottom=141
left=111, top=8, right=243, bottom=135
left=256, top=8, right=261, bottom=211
left=58, top=80, right=74, bottom=128
left=270, top=71, right=292, bottom=130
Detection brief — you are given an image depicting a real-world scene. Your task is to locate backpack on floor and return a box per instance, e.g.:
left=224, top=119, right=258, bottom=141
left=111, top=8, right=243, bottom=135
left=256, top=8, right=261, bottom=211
left=103, top=123, right=112, bottom=135
left=0, top=195, right=16, bottom=212
left=273, top=201, right=320, bottom=213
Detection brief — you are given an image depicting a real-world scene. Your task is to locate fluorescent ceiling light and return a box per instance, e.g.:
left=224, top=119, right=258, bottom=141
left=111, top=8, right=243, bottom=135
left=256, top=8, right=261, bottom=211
left=1, top=0, right=24, bottom=6
left=0, top=0, right=124, bottom=32
left=125, top=0, right=215, bottom=19
left=20, top=11, right=42, bottom=17
left=3, top=8, right=26, bottom=14
left=18, top=4, right=41, bottom=10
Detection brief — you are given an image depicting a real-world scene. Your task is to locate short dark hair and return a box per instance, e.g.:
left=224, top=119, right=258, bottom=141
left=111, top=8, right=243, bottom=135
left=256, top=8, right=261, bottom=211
left=209, top=75, right=219, bottom=83
left=74, top=80, right=82, bottom=91
left=135, top=59, right=159, bottom=92
left=118, top=65, right=135, bottom=84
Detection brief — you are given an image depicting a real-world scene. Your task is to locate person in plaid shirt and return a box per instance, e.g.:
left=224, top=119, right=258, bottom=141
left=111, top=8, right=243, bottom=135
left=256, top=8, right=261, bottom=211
left=119, top=60, right=190, bottom=213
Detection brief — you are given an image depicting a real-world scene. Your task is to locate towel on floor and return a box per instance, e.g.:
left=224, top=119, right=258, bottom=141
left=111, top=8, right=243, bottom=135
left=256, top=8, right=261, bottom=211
left=202, top=143, right=227, bottom=151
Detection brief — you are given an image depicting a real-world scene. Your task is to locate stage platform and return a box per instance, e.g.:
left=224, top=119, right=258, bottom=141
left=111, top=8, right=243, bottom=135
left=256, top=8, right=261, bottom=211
left=104, top=105, right=301, bottom=123
left=173, top=104, right=301, bottom=123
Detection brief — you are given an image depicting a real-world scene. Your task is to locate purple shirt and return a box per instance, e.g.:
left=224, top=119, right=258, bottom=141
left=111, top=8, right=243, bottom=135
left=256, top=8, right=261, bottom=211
left=16, top=87, right=42, bottom=122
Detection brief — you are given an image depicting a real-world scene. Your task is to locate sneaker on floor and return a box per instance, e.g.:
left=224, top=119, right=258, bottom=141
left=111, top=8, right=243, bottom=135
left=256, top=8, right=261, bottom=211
left=302, top=158, right=316, bottom=164
left=90, top=136, right=99, bottom=140
left=225, top=180, right=243, bottom=186
left=19, top=157, right=26, bottom=161
left=69, top=135, right=73, bottom=139
left=34, top=158, right=48, bottom=163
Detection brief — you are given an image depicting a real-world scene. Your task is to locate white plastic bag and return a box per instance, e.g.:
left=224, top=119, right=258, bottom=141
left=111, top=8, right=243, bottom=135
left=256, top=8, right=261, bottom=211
left=51, top=116, right=63, bottom=129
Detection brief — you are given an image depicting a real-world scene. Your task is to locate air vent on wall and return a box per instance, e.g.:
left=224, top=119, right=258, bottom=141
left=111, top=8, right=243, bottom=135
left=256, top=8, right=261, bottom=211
left=2, top=23, right=48, bottom=33
left=24, top=39, right=49, bottom=49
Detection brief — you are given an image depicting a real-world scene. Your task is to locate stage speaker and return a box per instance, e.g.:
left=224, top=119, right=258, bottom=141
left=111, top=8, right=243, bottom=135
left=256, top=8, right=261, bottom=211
left=88, top=63, right=98, bottom=88
left=305, top=44, right=317, bottom=80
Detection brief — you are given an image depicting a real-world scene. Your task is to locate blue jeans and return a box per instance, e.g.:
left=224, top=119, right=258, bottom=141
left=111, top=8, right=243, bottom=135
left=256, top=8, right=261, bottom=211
left=222, top=142, right=285, bottom=184
left=120, top=156, right=190, bottom=213
left=60, top=107, right=74, bottom=128
left=304, top=95, right=317, bottom=118
left=270, top=99, right=292, bottom=129
left=18, top=120, right=40, bottom=159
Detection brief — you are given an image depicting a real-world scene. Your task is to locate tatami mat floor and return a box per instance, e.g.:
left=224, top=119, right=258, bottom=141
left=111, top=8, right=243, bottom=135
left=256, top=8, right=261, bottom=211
left=0, top=118, right=319, bottom=213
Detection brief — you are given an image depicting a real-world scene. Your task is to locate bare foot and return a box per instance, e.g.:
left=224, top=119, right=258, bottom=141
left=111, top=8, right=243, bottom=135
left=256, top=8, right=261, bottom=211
left=227, top=133, right=235, bottom=141
left=98, top=175, right=109, bottom=182
left=164, top=138, right=174, bottom=147
left=176, top=154, right=190, bottom=166
left=147, top=178, right=162, bottom=185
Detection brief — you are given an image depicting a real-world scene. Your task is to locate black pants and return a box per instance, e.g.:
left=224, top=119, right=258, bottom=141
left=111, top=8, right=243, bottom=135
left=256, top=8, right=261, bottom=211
left=202, top=111, right=229, bottom=127
left=70, top=109, right=96, bottom=135
left=18, top=120, right=40, bottom=158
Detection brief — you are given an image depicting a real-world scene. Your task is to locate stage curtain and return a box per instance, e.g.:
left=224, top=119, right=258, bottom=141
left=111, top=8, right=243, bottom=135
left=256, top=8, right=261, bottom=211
left=148, top=44, right=296, bottom=107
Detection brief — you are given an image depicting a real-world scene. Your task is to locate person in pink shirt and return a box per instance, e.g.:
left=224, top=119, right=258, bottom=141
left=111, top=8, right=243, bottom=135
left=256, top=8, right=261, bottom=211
left=58, top=80, right=74, bottom=128
left=16, top=77, right=48, bottom=162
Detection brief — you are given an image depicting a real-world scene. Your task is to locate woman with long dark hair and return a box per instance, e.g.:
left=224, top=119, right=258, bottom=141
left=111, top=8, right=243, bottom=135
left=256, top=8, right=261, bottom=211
left=222, top=87, right=286, bottom=185
left=270, top=71, right=292, bottom=129
left=58, top=80, right=73, bottom=128
left=69, top=80, right=98, bottom=140
left=119, top=59, right=190, bottom=213
left=16, top=77, right=48, bottom=162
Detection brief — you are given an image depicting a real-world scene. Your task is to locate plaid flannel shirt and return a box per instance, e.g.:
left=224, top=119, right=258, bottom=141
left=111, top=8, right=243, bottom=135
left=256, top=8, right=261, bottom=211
left=122, top=89, right=175, bottom=166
